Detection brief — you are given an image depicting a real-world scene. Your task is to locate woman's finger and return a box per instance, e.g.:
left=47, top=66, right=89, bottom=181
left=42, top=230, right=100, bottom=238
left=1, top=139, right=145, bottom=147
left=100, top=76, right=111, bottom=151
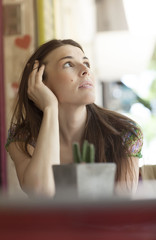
left=35, top=64, right=45, bottom=84
left=28, top=61, right=39, bottom=88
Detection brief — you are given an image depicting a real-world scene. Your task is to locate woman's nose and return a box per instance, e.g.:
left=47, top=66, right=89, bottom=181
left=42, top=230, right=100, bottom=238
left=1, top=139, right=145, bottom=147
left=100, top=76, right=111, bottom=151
left=80, top=65, right=89, bottom=76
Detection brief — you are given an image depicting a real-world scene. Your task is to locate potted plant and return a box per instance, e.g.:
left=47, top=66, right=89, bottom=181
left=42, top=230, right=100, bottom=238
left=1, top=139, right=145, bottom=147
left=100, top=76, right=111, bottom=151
left=52, top=140, right=116, bottom=201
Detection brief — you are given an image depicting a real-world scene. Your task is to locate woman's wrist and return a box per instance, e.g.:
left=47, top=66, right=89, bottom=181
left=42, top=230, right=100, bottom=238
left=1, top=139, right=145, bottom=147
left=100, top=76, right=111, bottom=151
left=43, top=104, right=58, bottom=115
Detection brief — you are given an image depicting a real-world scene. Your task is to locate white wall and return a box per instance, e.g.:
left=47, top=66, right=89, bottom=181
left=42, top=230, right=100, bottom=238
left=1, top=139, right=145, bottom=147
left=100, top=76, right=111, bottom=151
left=95, top=32, right=155, bottom=80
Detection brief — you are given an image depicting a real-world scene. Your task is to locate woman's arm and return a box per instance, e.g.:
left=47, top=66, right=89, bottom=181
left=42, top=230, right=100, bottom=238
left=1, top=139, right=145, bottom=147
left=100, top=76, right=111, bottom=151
left=8, top=62, right=60, bottom=197
left=116, top=124, right=143, bottom=196
left=8, top=107, right=59, bottom=197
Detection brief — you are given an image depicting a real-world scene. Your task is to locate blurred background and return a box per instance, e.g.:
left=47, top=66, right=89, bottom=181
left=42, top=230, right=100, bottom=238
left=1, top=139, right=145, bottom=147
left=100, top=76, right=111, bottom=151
left=0, top=0, right=156, bottom=197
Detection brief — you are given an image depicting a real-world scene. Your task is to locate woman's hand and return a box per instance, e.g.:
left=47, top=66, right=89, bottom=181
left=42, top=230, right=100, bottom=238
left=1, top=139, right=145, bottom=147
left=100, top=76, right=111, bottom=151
left=27, top=61, right=58, bottom=111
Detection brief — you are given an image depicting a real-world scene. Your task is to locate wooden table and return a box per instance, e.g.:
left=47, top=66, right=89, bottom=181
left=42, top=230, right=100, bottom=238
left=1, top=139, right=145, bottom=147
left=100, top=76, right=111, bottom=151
left=0, top=198, right=156, bottom=240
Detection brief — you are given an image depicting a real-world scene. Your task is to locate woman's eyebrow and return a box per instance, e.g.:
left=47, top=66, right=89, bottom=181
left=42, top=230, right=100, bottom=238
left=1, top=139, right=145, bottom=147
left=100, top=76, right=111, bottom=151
left=58, top=56, right=89, bottom=62
left=58, top=56, right=73, bottom=62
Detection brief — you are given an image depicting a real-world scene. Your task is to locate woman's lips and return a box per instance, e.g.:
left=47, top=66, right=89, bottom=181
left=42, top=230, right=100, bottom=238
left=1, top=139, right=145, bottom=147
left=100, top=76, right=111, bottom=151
left=79, top=81, right=94, bottom=89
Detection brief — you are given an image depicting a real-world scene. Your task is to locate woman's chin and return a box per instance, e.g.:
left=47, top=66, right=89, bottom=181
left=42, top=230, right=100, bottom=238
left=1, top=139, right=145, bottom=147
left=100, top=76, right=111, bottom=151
left=81, top=95, right=96, bottom=105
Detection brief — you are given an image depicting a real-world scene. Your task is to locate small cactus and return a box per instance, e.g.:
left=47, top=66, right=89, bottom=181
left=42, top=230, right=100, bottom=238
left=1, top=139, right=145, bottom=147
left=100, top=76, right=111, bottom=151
left=72, top=140, right=95, bottom=163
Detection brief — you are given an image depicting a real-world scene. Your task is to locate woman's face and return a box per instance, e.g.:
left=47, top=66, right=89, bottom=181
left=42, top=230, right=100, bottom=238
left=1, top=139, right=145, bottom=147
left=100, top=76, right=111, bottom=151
left=43, top=45, right=95, bottom=106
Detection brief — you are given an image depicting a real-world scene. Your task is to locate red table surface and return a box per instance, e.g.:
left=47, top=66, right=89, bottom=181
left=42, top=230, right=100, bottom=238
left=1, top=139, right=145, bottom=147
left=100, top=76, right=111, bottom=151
left=0, top=198, right=156, bottom=240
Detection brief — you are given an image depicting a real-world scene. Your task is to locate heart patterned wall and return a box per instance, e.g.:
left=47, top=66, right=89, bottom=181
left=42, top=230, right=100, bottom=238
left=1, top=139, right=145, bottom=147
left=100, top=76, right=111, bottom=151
left=3, top=0, right=36, bottom=197
left=15, top=35, right=31, bottom=49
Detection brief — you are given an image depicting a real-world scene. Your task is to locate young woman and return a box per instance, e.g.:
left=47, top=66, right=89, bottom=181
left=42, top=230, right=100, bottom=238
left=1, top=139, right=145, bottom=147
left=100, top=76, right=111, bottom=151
left=6, top=39, right=143, bottom=197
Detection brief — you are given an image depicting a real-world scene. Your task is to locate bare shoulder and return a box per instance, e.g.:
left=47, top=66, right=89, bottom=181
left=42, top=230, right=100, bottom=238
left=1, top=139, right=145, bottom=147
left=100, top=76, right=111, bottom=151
left=8, top=142, right=34, bottom=188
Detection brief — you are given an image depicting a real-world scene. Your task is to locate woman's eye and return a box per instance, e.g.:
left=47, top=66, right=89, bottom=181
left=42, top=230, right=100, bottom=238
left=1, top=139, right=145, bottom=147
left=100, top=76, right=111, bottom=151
left=64, top=62, right=72, bottom=68
left=84, top=62, right=90, bottom=68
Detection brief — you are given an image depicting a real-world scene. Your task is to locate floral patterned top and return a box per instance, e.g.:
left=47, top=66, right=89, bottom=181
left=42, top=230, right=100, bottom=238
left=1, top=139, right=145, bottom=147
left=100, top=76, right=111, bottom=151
left=5, top=124, right=143, bottom=158
left=122, top=128, right=143, bottom=158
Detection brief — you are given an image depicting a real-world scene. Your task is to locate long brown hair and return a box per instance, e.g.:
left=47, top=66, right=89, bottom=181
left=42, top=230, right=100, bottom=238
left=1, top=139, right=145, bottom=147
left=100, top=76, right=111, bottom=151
left=10, top=39, right=142, bottom=183
left=85, top=104, right=141, bottom=182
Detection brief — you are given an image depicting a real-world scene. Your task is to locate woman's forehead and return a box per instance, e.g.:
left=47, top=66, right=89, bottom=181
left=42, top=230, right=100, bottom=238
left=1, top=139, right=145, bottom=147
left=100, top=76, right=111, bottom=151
left=44, top=45, right=86, bottom=63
